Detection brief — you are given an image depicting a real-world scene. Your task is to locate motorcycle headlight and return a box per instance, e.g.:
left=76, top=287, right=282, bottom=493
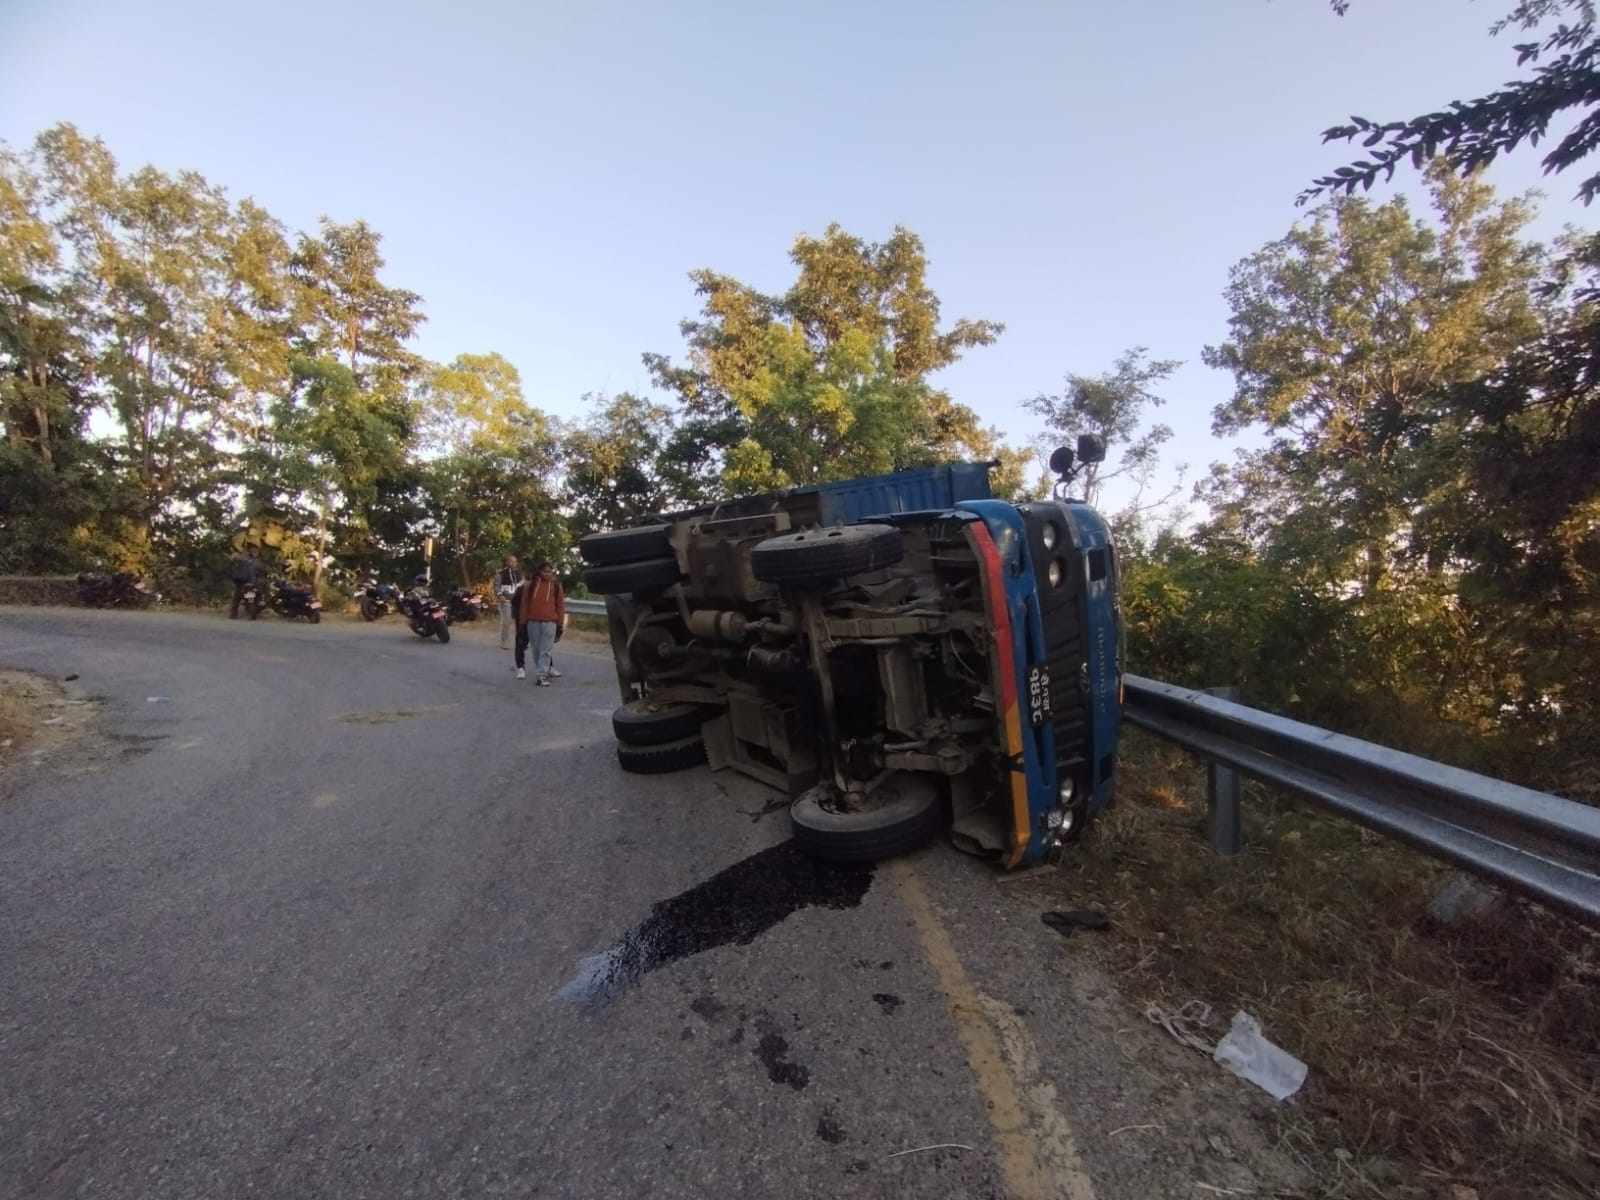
left=1047, top=559, right=1064, bottom=589
left=1041, top=522, right=1058, bottom=551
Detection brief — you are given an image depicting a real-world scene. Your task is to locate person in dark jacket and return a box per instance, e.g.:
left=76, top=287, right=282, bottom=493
left=228, top=546, right=263, bottom=619
left=494, top=554, right=522, bottom=650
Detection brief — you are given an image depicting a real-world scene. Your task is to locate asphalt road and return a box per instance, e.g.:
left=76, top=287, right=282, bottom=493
left=0, top=608, right=1282, bottom=1200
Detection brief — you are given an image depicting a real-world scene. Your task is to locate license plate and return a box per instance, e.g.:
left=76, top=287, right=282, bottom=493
left=310, top=602, right=322, bottom=609
left=1027, top=665, right=1052, bottom=727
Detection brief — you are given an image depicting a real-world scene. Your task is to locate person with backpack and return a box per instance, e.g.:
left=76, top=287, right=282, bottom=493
left=513, top=560, right=565, bottom=685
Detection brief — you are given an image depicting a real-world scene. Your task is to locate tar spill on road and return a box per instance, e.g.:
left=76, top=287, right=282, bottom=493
left=757, top=1033, right=810, bottom=1090
left=816, top=1109, right=847, bottom=1144
left=555, top=840, right=873, bottom=1005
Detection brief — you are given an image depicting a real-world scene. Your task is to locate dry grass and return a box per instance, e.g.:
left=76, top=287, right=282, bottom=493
left=0, top=668, right=81, bottom=765
left=0, top=680, right=33, bottom=756
left=1052, top=729, right=1600, bottom=1199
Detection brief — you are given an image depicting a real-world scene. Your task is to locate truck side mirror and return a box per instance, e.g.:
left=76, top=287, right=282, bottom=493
left=1076, top=434, right=1106, bottom=465
left=1049, top=446, right=1074, bottom=477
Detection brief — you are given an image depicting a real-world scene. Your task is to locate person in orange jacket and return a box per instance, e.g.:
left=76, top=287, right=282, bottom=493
left=514, top=559, right=565, bottom=684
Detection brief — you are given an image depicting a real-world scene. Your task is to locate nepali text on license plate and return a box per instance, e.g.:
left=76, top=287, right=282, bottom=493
left=1027, top=665, right=1051, bottom=727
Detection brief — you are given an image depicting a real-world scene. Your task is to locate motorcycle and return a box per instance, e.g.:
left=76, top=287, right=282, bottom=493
left=446, top=588, right=485, bottom=623
left=398, top=592, right=451, bottom=644
left=76, top=572, right=153, bottom=608
left=355, top=579, right=401, bottom=622
left=269, top=579, right=322, bottom=623
left=235, top=582, right=266, bottom=620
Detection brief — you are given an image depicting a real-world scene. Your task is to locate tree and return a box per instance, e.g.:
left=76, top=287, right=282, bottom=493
left=562, top=392, right=677, bottom=536
left=418, top=352, right=531, bottom=455
left=1402, top=231, right=1600, bottom=798
left=412, top=353, right=565, bottom=586
left=1024, top=347, right=1181, bottom=513
left=1306, top=1, right=1600, bottom=204
left=0, top=141, right=119, bottom=571
left=29, top=124, right=295, bottom=567
left=1203, top=165, right=1545, bottom=594
left=645, top=224, right=1010, bottom=495
left=425, top=433, right=567, bottom=589
left=270, top=219, right=426, bottom=586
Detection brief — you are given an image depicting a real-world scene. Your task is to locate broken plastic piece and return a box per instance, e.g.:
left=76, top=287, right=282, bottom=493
left=1212, top=1011, right=1307, bottom=1101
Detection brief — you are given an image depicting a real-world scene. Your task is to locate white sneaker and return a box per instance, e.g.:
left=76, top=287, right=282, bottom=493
left=536, top=677, right=551, bottom=687
left=547, top=667, right=562, bottom=678
left=515, top=668, right=526, bottom=679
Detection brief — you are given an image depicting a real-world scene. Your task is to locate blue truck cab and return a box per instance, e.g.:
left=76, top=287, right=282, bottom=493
left=580, top=445, right=1122, bottom=867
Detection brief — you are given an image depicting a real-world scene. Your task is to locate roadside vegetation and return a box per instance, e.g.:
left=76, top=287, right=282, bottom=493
left=1054, top=730, right=1600, bottom=1200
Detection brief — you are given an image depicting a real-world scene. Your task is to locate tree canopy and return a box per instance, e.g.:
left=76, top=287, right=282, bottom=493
left=1, top=125, right=1027, bottom=598
left=643, top=224, right=1011, bottom=497
left=1307, top=1, right=1600, bottom=204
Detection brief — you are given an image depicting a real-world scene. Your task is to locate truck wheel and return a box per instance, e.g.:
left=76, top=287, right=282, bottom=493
left=790, top=777, right=942, bottom=863
left=613, top=700, right=712, bottom=746
left=616, top=735, right=707, bottom=775
left=582, top=555, right=681, bottom=595
left=579, top=524, right=673, bottom=566
left=751, top=524, right=904, bottom=585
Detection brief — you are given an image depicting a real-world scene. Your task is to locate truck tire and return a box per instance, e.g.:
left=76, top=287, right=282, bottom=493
left=582, top=555, right=681, bottom=595
left=579, top=523, right=673, bottom=566
left=612, top=700, right=711, bottom=746
left=616, top=735, right=707, bottom=775
left=790, top=778, right=942, bottom=863
left=751, top=524, right=904, bottom=585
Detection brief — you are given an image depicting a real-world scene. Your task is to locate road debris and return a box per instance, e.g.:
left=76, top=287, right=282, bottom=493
left=1213, top=1011, right=1307, bottom=1101
left=1040, top=909, right=1111, bottom=937
left=1146, top=1000, right=1217, bottom=1055
left=884, top=1143, right=974, bottom=1159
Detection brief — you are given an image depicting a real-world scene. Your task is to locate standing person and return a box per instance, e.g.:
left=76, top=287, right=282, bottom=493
left=514, top=560, right=565, bottom=685
left=228, top=544, right=263, bottom=619
left=494, top=554, right=522, bottom=650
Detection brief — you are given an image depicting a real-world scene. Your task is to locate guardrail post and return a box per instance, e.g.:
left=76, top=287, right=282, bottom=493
left=1204, top=686, right=1243, bottom=856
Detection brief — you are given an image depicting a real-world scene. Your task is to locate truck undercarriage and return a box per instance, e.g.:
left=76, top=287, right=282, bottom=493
left=583, top=462, right=1119, bottom=866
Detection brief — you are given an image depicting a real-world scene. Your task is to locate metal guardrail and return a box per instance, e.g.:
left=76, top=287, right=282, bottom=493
left=1123, top=675, right=1600, bottom=926
left=567, top=598, right=606, bottom=617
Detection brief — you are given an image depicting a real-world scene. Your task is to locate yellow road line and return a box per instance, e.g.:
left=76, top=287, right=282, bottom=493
left=891, top=860, right=1097, bottom=1200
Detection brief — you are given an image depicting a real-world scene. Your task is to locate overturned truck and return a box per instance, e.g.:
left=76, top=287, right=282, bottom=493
left=579, top=443, right=1122, bottom=868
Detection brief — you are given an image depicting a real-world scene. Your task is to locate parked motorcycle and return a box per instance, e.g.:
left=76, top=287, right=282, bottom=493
left=269, top=579, right=322, bottom=623
left=446, top=588, right=485, bottom=623
left=355, top=579, right=401, bottom=622
left=77, top=572, right=153, bottom=608
left=399, top=592, right=451, bottom=644
left=236, top=582, right=266, bottom=620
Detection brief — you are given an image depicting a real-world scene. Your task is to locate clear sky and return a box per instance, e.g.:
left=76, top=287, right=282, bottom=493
left=1, top=0, right=1586, bottom=513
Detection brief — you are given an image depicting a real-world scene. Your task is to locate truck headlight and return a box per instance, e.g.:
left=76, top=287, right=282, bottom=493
left=1041, top=522, right=1058, bottom=551
left=1047, top=559, right=1064, bottom=588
